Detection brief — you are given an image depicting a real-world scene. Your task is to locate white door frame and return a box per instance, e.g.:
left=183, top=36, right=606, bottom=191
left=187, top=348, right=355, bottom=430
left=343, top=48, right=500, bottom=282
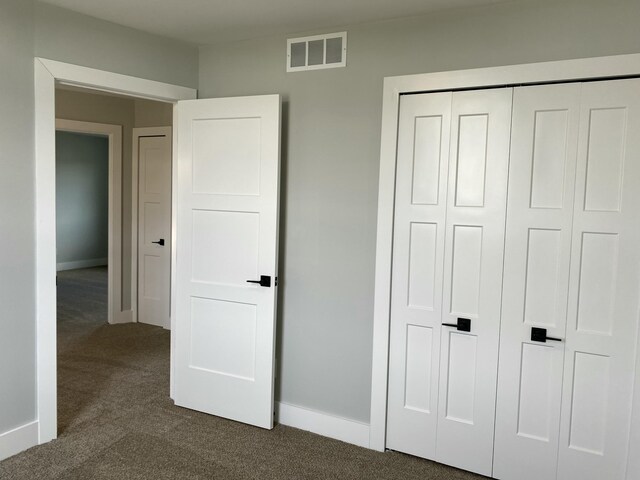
left=131, top=126, right=173, bottom=327
left=35, top=58, right=196, bottom=444
left=370, top=53, right=640, bottom=479
left=55, top=119, right=124, bottom=325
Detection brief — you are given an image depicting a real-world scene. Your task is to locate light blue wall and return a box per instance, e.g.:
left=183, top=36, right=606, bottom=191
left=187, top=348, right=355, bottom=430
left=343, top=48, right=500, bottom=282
left=0, top=0, right=36, bottom=435
left=199, top=0, right=640, bottom=423
left=55, top=132, right=109, bottom=268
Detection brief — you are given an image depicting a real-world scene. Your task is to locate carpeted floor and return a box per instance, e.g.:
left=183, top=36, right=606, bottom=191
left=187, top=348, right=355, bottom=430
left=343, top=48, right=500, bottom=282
left=0, top=267, right=485, bottom=479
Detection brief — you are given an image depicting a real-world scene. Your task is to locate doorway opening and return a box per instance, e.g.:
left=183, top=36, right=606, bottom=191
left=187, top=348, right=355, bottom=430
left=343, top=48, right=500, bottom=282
left=35, top=58, right=196, bottom=445
left=48, top=79, right=185, bottom=440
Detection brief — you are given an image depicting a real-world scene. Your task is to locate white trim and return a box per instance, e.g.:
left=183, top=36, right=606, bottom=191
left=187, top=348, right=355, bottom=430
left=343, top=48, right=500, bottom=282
left=0, top=421, right=39, bottom=461
left=35, top=58, right=196, bottom=445
left=56, top=258, right=108, bottom=271
left=39, top=58, right=195, bottom=103
left=276, top=402, right=370, bottom=448
left=370, top=53, right=640, bottom=454
left=170, top=105, right=179, bottom=397
left=131, top=126, right=173, bottom=327
left=56, top=119, right=122, bottom=326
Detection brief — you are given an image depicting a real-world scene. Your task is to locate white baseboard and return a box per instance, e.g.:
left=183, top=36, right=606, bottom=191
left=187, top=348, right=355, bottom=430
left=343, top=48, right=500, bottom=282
left=56, top=257, right=108, bottom=271
left=0, top=421, right=38, bottom=462
left=276, top=402, right=370, bottom=448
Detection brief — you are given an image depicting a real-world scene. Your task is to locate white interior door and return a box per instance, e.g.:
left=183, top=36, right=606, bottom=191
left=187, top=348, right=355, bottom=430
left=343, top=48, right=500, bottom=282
left=137, top=128, right=172, bottom=328
left=435, top=88, right=512, bottom=476
left=173, top=95, right=281, bottom=429
left=493, top=83, right=581, bottom=480
left=387, top=88, right=511, bottom=476
left=386, top=92, right=452, bottom=459
left=557, top=78, right=640, bottom=480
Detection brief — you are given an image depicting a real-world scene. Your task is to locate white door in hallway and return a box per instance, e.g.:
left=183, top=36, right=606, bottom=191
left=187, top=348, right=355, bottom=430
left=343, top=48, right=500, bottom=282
left=136, top=128, right=172, bottom=329
left=173, top=95, right=281, bottom=429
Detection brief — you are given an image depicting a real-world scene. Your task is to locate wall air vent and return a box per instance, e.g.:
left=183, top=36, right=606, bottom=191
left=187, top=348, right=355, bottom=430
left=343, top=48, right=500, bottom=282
left=287, top=32, right=347, bottom=72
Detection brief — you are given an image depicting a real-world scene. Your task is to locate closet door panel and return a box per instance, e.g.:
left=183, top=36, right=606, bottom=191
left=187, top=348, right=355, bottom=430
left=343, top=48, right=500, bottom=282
left=557, top=78, right=640, bottom=480
left=435, top=88, right=512, bottom=476
left=493, top=83, right=581, bottom=480
left=386, top=93, right=452, bottom=459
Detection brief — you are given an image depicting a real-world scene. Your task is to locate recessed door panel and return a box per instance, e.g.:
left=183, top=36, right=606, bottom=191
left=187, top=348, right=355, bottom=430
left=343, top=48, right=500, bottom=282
left=192, top=117, right=262, bottom=196
left=583, top=108, right=626, bottom=212
left=523, top=228, right=562, bottom=328
left=576, top=232, right=618, bottom=335
left=412, top=116, right=443, bottom=205
left=190, top=297, right=257, bottom=380
left=530, top=109, right=570, bottom=209
left=455, top=114, right=488, bottom=207
left=191, top=210, right=259, bottom=286
left=445, top=332, right=477, bottom=424
left=404, top=325, right=433, bottom=412
left=449, top=225, right=482, bottom=317
left=407, top=223, right=438, bottom=310
left=517, top=343, right=556, bottom=441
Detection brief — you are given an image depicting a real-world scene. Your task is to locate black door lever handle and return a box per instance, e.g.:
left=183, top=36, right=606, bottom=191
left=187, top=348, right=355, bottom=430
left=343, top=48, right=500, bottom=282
left=246, top=275, right=271, bottom=288
left=531, top=327, right=563, bottom=343
left=151, top=239, right=165, bottom=246
left=442, top=317, right=471, bottom=332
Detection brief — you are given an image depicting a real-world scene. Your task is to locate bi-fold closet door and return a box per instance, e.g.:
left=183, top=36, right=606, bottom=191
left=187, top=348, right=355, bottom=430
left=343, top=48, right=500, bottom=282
left=387, top=78, right=640, bottom=480
left=386, top=88, right=513, bottom=476
left=494, top=79, right=640, bottom=480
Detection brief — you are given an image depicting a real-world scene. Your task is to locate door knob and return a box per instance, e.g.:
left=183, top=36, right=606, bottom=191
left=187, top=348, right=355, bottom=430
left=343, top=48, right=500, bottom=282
left=442, top=317, right=471, bottom=332
left=531, top=327, right=563, bottom=343
left=246, top=275, right=271, bottom=288
left=151, top=239, right=165, bottom=246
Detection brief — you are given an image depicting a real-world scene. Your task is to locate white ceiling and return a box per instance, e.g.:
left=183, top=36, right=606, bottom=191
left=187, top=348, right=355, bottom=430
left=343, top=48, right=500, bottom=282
left=41, top=0, right=513, bottom=46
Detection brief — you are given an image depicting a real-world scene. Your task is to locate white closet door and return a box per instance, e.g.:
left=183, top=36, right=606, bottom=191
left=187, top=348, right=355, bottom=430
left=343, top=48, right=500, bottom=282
left=557, top=79, right=640, bottom=480
left=435, top=88, right=512, bottom=476
left=386, top=92, right=452, bottom=459
left=493, top=83, right=581, bottom=480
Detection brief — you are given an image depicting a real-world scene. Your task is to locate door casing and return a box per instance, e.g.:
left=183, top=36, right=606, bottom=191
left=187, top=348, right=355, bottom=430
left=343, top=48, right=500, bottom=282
left=371, top=53, right=640, bottom=480
left=34, top=58, right=196, bottom=444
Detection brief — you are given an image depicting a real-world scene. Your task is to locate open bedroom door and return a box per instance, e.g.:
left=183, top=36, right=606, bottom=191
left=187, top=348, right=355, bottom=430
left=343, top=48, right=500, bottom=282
left=173, top=95, right=281, bottom=429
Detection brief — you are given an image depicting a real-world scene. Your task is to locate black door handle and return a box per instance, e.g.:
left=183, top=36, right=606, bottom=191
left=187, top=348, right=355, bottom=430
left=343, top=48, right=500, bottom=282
left=531, top=327, right=563, bottom=343
left=246, top=275, right=271, bottom=288
left=151, top=239, right=165, bottom=246
left=442, top=317, right=471, bottom=332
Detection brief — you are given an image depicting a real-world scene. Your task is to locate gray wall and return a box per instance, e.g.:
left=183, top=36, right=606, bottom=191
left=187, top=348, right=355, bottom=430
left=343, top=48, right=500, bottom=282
left=0, top=0, right=195, bottom=440
left=35, top=2, right=198, bottom=88
left=0, top=0, right=36, bottom=434
left=55, top=132, right=109, bottom=267
left=199, top=0, right=640, bottom=423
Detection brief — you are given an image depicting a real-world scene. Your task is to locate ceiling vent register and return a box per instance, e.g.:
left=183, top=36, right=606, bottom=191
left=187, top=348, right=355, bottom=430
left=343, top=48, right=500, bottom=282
left=287, top=32, right=347, bottom=72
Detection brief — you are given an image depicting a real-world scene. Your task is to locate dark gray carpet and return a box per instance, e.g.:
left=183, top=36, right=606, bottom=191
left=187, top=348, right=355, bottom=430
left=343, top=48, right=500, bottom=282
left=0, top=267, right=484, bottom=479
